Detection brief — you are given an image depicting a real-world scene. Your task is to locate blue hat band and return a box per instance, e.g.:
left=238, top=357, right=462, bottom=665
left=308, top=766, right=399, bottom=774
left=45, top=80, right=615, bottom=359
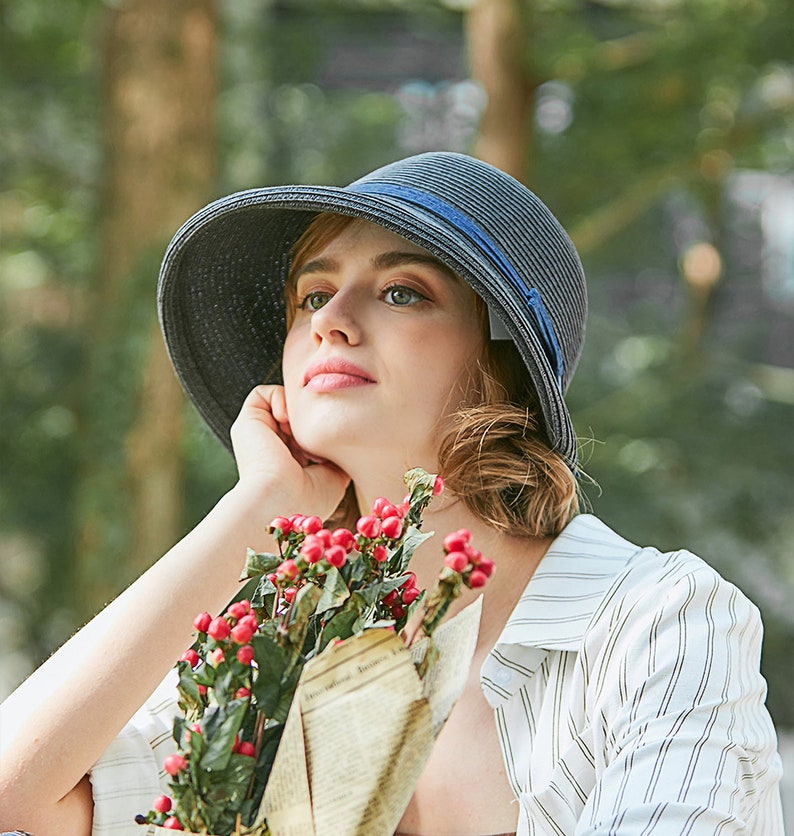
left=351, top=180, right=565, bottom=390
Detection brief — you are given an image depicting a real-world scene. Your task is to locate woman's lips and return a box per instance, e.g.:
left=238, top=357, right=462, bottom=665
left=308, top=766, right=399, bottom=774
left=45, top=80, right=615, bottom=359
left=303, top=359, right=376, bottom=393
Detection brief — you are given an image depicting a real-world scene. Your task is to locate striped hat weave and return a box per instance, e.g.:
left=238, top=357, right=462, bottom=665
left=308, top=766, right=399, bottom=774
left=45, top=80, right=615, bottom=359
left=157, top=152, right=587, bottom=467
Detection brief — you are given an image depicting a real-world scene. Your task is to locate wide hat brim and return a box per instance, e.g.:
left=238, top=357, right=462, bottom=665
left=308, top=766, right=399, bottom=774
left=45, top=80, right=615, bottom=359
left=158, top=152, right=586, bottom=467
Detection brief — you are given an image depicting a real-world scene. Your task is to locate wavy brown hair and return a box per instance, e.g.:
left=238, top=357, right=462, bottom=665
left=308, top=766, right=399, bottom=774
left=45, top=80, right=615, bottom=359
left=285, top=213, right=579, bottom=538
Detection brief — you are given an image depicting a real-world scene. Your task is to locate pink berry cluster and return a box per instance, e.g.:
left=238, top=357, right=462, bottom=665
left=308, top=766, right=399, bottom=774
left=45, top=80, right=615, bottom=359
left=140, top=601, right=262, bottom=831
left=265, top=513, right=360, bottom=602
left=264, top=490, right=424, bottom=620
left=442, top=529, right=495, bottom=588
left=183, top=598, right=259, bottom=672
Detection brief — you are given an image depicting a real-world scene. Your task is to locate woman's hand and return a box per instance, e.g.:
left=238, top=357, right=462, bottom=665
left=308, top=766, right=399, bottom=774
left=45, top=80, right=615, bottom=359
left=230, top=384, right=350, bottom=521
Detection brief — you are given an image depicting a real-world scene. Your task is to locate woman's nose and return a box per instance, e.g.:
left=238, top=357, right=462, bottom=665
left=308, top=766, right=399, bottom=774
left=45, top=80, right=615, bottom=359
left=310, top=290, right=363, bottom=346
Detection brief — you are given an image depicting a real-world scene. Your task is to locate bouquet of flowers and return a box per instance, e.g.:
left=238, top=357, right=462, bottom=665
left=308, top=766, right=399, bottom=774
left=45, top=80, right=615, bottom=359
left=136, top=468, right=494, bottom=836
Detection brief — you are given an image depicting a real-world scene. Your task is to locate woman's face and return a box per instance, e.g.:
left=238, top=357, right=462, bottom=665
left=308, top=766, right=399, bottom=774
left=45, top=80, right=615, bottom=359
left=282, top=220, right=484, bottom=472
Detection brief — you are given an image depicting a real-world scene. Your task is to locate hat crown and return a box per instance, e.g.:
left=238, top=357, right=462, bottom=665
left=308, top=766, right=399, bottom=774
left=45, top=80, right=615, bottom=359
left=348, top=152, right=587, bottom=391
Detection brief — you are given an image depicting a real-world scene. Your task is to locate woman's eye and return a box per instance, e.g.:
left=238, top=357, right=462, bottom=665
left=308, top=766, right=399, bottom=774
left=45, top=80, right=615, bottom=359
left=299, top=291, right=331, bottom=311
left=384, top=285, right=426, bottom=306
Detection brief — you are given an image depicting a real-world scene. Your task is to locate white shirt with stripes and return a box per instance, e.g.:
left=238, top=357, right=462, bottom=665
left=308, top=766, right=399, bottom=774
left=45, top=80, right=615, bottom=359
left=481, top=514, right=784, bottom=834
left=88, top=514, right=784, bottom=835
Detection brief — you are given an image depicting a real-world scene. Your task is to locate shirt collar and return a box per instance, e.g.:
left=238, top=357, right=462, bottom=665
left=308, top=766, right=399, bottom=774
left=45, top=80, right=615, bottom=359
left=480, top=514, right=642, bottom=708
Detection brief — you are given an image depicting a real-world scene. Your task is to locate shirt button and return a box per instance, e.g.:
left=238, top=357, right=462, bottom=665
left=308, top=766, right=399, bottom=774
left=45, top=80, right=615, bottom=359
left=495, top=667, right=513, bottom=686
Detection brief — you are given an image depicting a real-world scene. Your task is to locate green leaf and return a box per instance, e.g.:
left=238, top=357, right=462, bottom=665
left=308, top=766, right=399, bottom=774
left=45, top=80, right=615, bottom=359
left=390, top=524, right=434, bottom=573
left=204, top=752, right=256, bottom=807
left=241, top=549, right=283, bottom=581
left=316, top=606, right=360, bottom=652
left=199, top=699, right=249, bottom=773
left=251, top=633, right=289, bottom=716
left=315, top=566, right=350, bottom=614
left=284, top=582, right=322, bottom=656
left=404, top=466, right=436, bottom=499
left=250, top=575, right=276, bottom=614
left=347, top=552, right=370, bottom=583
left=176, top=662, right=205, bottom=719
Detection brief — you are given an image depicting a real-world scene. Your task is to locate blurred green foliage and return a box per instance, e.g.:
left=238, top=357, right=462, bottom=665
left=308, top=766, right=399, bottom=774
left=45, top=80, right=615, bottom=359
left=1, top=0, right=792, bottom=731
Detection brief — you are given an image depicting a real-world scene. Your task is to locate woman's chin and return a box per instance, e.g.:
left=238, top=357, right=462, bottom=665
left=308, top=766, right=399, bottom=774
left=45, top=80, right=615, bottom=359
left=291, top=428, right=357, bottom=467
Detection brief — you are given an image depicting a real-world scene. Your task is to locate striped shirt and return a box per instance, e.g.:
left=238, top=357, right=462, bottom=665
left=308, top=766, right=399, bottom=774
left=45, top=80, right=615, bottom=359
left=482, top=514, right=784, bottom=834
left=88, top=514, right=784, bottom=835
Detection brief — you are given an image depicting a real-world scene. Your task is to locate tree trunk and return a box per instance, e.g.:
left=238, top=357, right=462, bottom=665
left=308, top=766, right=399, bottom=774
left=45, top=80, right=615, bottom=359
left=466, top=0, right=535, bottom=182
left=76, top=0, right=216, bottom=614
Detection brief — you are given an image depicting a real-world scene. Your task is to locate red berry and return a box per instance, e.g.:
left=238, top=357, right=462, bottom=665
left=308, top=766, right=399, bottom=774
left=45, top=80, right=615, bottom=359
left=231, top=622, right=255, bottom=644
left=478, top=556, right=495, bottom=577
left=197, top=684, right=207, bottom=696
left=179, top=649, right=199, bottom=668
left=210, top=648, right=225, bottom=666
left=266, top=572, right=278, bottom=584
left=443, top=531, right=470, bottom=553
left=277, top=559, right=299, bottom=580
left=402, top=586, right=420, bottom=605
left=465, top=546, right=482, bottom=564
left=207, top=617, right=230, bottom=641
left=153, top=794, right=172, bottom=813
left=238, top=613, right=259, bottom=632
left=382, top=590, right=398, bottom=606
left=301, top=515, right=323, bottom=535
left=162, top=816, right=184, bottom=830
left=331, top=528, right=355, bottom=552
left=316, top=528, right=333, bottom=548
left=400, top=571, right=417, bottom=589
left=433, top=475, right=445, bottom=496
left=391, top=604, right=405, bottom=619
left=236, top=644, right=255, bottom=665
left=189, top=722, right=202, bottom=735
left=192, top=612, right=212, bottom=633
left=226, top=601, right=248, bottom=620
left=238, top=741, right=256, bottom=757
left=288, top=514, right=306, bottom=529
left=372, top=496, right=390, bottom=516
left=163, top=754, right=188, bottom=776
left=468, top=569, right=488, bottom=588
left=381, top=516, right=403, bottom=539
left=372, top=544, right=388, bottom=563
left=300, top=535, right=324, bottom=564
left=269, top=516, right=292, bottom=535
left=444, top=551, right=469, bottom=573
left=356, top=515, right=381, bottom=539
left=380, top=503, right=402, bottom=520
left=325, top=545, right=347, bottom=568
left=236, top=686, right=251, bottom=699
left=282, top=586, right=297, bottom=604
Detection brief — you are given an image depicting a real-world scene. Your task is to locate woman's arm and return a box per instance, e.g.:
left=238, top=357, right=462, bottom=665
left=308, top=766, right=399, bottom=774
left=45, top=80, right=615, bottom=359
left=0, top=385, right=349, bottom=836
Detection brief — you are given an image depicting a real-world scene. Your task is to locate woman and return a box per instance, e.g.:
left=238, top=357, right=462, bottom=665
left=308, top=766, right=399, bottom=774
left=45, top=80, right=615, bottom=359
left=0, top=152, right=784, bottom=835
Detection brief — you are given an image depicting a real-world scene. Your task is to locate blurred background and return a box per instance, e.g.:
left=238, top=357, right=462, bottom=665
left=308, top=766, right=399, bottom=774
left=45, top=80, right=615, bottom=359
left=1, top=0, right=792, bottom=816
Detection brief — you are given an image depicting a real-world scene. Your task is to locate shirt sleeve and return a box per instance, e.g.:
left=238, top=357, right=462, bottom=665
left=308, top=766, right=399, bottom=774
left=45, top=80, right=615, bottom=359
left=579, top=559, right=784, bottom=834
left=87, top=670, right=181, bottom=836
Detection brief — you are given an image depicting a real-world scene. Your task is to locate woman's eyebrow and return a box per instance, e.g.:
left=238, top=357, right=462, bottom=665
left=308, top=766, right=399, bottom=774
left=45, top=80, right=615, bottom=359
left=372, top=251, right=460, bottom=282
left=293, top=256, right=339, bottom=280
left=294, top=250, right=460, bottom=283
